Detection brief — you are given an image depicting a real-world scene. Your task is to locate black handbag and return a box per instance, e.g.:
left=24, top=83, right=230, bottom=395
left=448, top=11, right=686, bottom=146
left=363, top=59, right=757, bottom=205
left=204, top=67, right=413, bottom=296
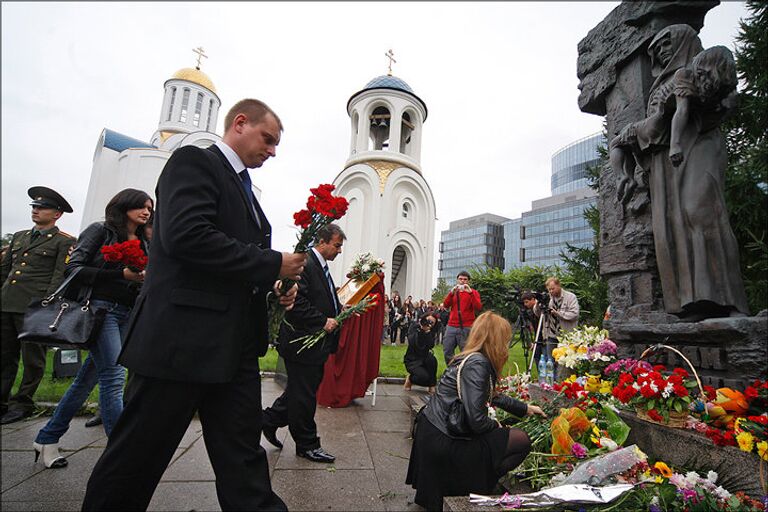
left=446, top=353, right=475, bottom=437
left=18, top=267, right=106, bottom=349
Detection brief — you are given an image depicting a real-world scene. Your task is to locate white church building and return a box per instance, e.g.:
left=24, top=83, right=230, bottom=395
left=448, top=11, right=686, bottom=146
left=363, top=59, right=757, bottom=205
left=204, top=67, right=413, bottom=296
left=80, top=54, right=227, bottom=229
left=330, top=73, right=436, bottom=301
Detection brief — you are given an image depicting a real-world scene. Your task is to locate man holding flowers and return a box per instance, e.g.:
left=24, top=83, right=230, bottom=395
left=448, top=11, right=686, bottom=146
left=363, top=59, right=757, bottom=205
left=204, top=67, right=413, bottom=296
left=263, top=223, right=346, bottom=464
left=83, top=98, right=304, bottom=511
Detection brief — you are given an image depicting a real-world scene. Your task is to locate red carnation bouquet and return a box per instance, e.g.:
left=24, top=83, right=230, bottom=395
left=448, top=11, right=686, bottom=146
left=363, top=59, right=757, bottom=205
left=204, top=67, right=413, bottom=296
left=269, top=184, right=349, bottom=342
left=100, top=240, right=147, bottom=272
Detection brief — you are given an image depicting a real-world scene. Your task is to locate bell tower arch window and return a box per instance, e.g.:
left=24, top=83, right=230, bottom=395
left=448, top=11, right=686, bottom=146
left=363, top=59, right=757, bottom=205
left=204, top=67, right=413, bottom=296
left=179, top=88, right=191, bottom=123
left=166, top=87, right=177, bottom=121
left=400, top=111, right=415, bottom=154
left=368, top=106, right=391, bottom=151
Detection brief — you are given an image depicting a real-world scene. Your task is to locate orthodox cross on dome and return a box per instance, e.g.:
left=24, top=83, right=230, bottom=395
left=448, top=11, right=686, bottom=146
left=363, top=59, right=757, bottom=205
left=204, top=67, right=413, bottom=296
left=192, top=46, right=208, bottom=70
left=385, top=49, right=396, bottom=76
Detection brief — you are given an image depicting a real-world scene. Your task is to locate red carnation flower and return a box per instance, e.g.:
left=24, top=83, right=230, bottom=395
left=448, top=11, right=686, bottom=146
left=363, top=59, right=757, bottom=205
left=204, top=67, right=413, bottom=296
left=640, top=386, right=657, bottom=399
left=648, top=409, right=664, bottom=422
left=653, top=364, right=667, bottom=372
left=744, top=386, right=758, bottom=400
left=673, top=384, right=689, bottom=397
left=703, top=385, right=717, bottom=401
left=293, top=209, right=312, bottom=229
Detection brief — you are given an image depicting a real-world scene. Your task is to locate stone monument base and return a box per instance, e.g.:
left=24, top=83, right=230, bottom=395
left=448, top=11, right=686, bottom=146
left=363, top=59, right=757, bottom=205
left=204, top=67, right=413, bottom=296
left=606, top=310, right=768, bottom=388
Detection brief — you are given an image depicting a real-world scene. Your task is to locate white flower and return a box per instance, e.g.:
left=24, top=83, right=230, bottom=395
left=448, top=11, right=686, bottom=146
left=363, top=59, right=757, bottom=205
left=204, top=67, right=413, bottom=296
left=650, top=497, right=659, bottom=506
left=714, top=486, right=731, bottom=500
left=706, top=470, right=718, bottom=484
left=362, top=263, right=370, bottom=272
left=600, top=438, right=619, bottom=451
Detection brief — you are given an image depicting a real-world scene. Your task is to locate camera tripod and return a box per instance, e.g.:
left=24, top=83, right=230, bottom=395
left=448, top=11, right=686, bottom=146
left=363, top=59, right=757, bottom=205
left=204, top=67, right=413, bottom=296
left=526, top=308, right=550, bottom=376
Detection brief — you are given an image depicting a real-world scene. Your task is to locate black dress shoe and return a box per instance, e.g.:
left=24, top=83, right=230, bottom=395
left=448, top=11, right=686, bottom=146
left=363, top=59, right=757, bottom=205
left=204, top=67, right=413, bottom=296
left=263, top=426, right=283, bottom=449
left=1, top=408, right=32, bottom=425
left=297, top=447, right=335, bottom=463
left=84, top=413, right=102, bottom=428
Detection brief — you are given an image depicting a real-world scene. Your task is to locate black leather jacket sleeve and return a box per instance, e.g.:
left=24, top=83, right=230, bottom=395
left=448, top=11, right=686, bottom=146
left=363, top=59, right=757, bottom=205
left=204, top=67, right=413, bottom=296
left=65, top=223, right=121, bottom=285
left=491, top=394, right=529, bottom=418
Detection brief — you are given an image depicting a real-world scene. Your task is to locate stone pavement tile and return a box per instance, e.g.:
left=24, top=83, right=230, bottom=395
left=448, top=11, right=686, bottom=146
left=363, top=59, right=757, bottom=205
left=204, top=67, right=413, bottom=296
left=2, top=450, right=46, bottom=492
left=354, top=395, right=409, bottom=412
left=1, top=447, right=102, bottom=503
left=0, top=500, right=83, bottom=511
left=148, top=481, right=221, bottom=511
left=275, top=407, right=373, bottom=470
left=271, top=469, right=387, bottom=511
left=161, top=436, right=215, bottom=482
left=1, top=417, right=105, bottom=452
left=374, top=383, right=409, bottom=397
left=365, top=432, right=423, bottom=512
left=358, top=410, right=411, bottom=433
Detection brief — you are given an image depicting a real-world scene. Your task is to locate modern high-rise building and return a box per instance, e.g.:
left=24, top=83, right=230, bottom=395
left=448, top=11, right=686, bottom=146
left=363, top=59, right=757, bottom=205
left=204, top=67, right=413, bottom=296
left=504, top=132, right=605, bottom=270
left=438, top=213, right=509, bottom=282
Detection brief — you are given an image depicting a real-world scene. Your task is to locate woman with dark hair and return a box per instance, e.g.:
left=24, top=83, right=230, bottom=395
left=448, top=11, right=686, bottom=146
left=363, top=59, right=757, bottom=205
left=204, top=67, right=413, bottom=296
left=33, top=188, right=152, bottom=469
left=403, top=311, right=438, bottom=393
left=406, top=311, right=546, bottom=511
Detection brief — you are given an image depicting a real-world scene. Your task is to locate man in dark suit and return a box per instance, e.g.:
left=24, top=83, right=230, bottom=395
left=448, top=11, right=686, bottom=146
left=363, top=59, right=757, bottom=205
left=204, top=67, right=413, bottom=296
left=82, top=99, right=305, bottom=511
left=262, top=223, right=345, bottom=463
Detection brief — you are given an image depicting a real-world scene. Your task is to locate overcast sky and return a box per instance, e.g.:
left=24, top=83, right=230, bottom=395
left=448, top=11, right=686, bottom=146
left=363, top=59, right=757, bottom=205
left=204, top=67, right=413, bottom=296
left=1, top=1, right=748, bottom=283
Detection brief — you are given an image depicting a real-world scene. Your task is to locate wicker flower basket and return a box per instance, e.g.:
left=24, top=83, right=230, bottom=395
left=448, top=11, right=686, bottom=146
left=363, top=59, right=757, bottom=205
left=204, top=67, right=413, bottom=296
left=635, top=407, right=689, bottom=428
left=634, top=343, right=706, bottom=429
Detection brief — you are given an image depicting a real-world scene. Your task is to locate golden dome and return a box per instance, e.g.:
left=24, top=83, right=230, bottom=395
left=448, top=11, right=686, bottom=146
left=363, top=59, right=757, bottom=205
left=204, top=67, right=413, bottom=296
left=171, top=67, right=216, bottom=93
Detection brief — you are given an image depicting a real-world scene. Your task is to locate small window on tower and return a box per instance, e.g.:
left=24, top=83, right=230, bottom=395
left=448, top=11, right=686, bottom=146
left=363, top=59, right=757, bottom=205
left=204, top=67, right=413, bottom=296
left=402, top=203, right=410, bottom=218
left=180, top=88, right=190, bottom=123
left=206, top=99, right=214, bottom=131
left=193, top=93, right=203, bottom=127
left=166, top=87, right=177, bottom=121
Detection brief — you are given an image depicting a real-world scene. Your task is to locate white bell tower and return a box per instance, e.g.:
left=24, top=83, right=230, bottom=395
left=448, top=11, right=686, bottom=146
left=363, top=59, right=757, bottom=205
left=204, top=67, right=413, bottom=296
left=151, top=47, right=221, bottom=147
left=331, top=51, right=436, bottom=301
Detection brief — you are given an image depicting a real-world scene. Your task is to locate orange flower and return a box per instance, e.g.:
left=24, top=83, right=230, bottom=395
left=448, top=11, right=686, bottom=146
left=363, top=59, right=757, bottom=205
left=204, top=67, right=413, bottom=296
left=654, top=461, right=673, bottom=478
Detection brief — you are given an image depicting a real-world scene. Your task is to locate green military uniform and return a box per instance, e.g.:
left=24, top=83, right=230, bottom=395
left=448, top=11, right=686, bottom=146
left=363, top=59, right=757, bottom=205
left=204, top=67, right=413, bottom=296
left=1, top=187, right=74, bottom=422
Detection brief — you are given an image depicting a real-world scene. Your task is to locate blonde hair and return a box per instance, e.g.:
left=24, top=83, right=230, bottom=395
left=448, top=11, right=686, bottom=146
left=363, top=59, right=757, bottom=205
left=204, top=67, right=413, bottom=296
left=545, top=276, right=560, bottom=287
left=454, top=311, right=511, bottom=378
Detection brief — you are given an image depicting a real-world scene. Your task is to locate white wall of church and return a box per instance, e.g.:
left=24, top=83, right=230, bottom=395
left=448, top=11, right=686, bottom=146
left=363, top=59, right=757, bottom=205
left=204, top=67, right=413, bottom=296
left=80, top=149, right=168, bottom=229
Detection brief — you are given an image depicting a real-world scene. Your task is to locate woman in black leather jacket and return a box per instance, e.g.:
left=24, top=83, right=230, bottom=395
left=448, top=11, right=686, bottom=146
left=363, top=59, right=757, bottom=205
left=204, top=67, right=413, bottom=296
left=406, top=311, right=546, bottom=511
left=33, top=188, right=152, bottom=469
left=403, top=311, right=438, bottom=393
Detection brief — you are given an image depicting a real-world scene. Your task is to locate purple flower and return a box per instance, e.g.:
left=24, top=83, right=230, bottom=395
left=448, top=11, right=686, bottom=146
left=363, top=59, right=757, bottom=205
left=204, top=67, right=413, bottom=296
left=649, top=506, right=662, bottom=512
left=604, top=358, right=652, bottom=376
left=571, top=443, right=588, bottom=459
left=681, top=489, right=698, bottom=503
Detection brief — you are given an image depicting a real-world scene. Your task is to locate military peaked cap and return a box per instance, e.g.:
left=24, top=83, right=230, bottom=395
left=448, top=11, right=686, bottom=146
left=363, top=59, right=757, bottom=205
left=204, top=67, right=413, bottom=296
left=28, top=186, right=73, bottom=213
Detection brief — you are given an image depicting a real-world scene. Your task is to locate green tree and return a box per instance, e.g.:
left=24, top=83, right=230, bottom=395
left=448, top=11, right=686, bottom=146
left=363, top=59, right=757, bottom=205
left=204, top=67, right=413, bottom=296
left=723, top=0, right=768, bottom=314
left=2, top=233, right=13, bottom=248
left=431, top=277, right=451, bottom=304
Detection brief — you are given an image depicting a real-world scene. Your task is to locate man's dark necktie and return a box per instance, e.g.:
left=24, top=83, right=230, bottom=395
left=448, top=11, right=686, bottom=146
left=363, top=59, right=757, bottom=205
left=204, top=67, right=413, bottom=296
left=238, top=169, right=261, bottom=228
left=324, top=264, right=339, bottom=314
left=30, top=230, right=41, bottom=242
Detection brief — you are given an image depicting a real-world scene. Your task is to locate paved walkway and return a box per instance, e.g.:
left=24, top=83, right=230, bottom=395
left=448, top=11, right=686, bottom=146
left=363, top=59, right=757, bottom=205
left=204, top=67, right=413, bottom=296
left=1, top=378, right=428, bottom=511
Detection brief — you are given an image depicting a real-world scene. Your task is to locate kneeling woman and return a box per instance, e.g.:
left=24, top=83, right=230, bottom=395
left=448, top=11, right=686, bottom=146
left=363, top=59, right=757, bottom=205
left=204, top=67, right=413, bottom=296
left=403, top=312, right=438, bottom=393
left=406, top=311, right=545, bottom=510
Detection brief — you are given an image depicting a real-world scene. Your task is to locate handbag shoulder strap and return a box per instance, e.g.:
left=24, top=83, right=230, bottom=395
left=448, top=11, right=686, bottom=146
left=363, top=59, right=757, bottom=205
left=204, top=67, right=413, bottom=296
left=44, top=267, right=84, bottom=302
left=455, top=290, right=464, bottom=329
left=455, top=352, right=476, bottom=402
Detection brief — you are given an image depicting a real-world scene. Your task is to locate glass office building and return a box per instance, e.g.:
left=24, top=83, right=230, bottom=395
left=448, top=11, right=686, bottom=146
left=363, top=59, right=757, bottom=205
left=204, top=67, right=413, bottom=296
left=438, top=213, right=509, bottom=282
left=504, top=132, right=605, bottom=270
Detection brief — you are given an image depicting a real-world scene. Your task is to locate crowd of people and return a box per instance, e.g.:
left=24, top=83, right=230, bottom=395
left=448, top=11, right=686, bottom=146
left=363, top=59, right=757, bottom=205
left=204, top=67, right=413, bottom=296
left=2, top=96, right=581, bottom=511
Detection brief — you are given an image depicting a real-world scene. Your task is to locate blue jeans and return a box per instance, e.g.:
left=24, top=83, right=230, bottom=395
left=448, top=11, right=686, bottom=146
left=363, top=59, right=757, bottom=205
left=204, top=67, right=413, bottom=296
left=36, top=300, right=131, bottom=444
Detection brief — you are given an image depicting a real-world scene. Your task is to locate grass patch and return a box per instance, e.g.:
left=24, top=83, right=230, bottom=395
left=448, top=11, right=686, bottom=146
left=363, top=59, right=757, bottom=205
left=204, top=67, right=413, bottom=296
left=14, top=336, right=533, bottom=404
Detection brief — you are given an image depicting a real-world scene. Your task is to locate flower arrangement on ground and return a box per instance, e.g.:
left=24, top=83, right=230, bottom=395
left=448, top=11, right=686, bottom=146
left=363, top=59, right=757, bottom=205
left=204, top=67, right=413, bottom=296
left=734, top=415, right=768, bottom=461
left=611, top=365, right=698, bottom=425
left=100, top=240, right=147, bottom=272
left=603, top=358, right=653, bottom=385
left=552, top=325, right=617, bottom=376
left=345, top=252, right=385, bottom=283
left=269, top=184, right=348, bottom=341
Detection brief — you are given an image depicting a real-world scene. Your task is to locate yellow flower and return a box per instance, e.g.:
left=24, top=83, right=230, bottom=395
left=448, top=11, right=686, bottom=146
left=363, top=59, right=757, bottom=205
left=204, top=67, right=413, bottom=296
left=654, top=476, right=664, bottom=484
left=757, top=441, right=768, bottom=461
left=592, top=425, right=601, bottom=437
left=737, top=432, right=755, bottom=453
left=654, top=461, right=673, bottom=478
left=599, top=381, right=613, bottom=394
left=577, top=346, right=588, bottom=354
left=585, top=376, right=601, bottom=393
left=552, top=348, right=566, bottom=361
left=565, top=374, right=578, bottom=383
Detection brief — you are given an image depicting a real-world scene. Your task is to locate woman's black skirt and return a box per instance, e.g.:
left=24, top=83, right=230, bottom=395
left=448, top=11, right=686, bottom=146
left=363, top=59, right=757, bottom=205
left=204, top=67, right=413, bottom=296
left=406, top=414, right=509, bottom=511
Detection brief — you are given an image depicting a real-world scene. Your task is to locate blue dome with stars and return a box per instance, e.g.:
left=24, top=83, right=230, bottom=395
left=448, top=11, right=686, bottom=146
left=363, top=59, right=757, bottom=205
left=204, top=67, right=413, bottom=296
left=363, top=75, right=414, bottom=94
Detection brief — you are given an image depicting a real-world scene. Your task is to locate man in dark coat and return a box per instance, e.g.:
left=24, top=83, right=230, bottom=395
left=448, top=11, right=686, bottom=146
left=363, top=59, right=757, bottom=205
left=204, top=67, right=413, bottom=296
left=82, top=99, right=305, bottom=511
left=262, top=224, right=345, bottom=463
left=1, top=187, right=74, bottom=424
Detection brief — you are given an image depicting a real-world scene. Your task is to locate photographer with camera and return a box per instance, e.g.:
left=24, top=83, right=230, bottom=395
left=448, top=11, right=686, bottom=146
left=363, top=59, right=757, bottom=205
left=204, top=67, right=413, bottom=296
left=535, top=277, right=580, bottom=374
left=403, top=312, right=439, bottom=393
left=442, top=271, right=483, bottom=365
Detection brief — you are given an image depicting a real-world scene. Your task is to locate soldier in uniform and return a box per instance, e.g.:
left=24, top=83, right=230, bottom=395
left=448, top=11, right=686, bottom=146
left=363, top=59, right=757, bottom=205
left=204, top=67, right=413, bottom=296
left=1, top=187, right=74, bottom=424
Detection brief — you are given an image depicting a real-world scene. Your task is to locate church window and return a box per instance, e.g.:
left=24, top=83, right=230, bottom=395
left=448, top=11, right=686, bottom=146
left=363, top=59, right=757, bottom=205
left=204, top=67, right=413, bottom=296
left=180, top=88, right=190, bottom=123
left=193, top=93, right=203, bottom=127
left=369, top=106, right=390, bottom=151
left=400, top=112, right=415, bottom=154
left=402, top=202, right=410, bottom=218
left=166, top=87, right=177, bottom=121
left=206, top=99, right=214, bottom=131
